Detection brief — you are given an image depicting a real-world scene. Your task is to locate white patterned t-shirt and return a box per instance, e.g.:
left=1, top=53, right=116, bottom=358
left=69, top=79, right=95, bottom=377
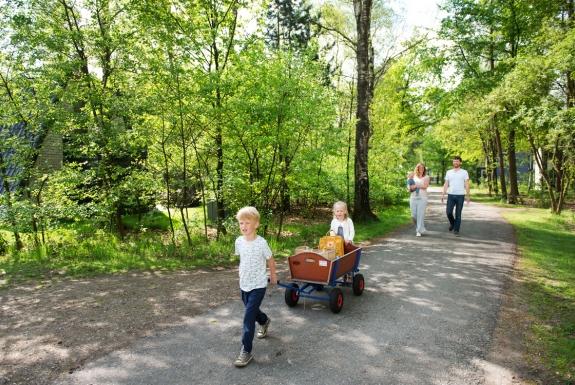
left=235, top=235, right=272, bottom=292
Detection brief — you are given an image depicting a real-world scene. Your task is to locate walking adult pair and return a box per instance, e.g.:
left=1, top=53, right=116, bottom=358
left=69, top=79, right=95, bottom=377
left=408, top=156, right=470, bottom=238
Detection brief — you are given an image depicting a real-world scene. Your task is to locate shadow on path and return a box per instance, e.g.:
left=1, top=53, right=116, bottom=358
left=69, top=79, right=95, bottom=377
left=54, top=188, right=517, bottom=385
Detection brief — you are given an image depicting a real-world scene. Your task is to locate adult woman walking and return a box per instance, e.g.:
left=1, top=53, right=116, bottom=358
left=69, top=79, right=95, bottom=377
left=408, top=163, right=430, bottom=237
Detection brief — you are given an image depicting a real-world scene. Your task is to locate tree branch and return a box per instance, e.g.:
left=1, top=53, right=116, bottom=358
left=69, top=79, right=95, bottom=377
left=313, top=20, right=357, bottom=52
left=373, top=37, right=426, bottom=86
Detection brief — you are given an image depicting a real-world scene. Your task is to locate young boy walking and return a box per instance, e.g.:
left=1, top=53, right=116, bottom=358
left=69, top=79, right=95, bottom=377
left=233, top=206, right=277, bottom=367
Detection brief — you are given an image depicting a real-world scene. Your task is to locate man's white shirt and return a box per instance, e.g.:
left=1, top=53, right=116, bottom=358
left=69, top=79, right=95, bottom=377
left=445, top=169, right=469, bottom=195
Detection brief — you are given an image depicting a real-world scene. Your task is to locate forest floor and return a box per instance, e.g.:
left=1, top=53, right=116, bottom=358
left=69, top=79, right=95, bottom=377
left=0, top=267, right=248, bottom=385
left=1, top=221, right=540, bottom=385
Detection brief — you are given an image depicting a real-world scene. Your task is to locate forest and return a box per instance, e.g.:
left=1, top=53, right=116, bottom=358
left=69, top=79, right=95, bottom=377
left=1, top=0, right=574, bottom=273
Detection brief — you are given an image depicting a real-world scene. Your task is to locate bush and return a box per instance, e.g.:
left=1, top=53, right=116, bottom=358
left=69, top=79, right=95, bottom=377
left=0, top=233, right=7, bottom=255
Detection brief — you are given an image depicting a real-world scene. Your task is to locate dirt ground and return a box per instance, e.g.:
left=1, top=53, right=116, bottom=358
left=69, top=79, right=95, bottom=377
left=0, top=267, right=262, bottom=385
left=1, top=250, right=539, bottom=385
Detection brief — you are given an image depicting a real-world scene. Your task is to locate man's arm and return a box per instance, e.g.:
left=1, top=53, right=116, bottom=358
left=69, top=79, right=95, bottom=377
left=441, top=180, right=448, bottom=203
left=465, top=179, right=471, bottom=204
left=268, top=257, right=277, bottom=285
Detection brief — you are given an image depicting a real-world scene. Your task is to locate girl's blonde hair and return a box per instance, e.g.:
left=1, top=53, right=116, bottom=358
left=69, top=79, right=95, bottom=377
left=236, top=206, right=260, bottom=222
left=414, top=163, right=426, bottom=177
left=332, top=201, right=349, bottom=219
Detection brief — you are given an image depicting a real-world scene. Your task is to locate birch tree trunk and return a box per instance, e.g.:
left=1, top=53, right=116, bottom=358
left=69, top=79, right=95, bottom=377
left=353, top=0, right=377, bottom=222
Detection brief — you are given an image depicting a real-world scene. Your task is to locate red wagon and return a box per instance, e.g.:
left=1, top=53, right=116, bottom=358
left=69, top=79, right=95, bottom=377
left=278, top=244, right=364, bottom=313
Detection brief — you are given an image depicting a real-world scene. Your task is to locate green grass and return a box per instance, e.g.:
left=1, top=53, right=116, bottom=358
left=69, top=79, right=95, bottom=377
left=502, top=208, right=575, bottom=383
left=0, top=204, right=411, bottom=286
left=470, top=187, right=517, bottom=207
left=123, top=207, right=207, bottom=231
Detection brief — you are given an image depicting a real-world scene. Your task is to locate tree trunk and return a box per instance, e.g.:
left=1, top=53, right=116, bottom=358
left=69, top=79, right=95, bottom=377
left=160, top=123, right=176, bottom=247
left=490, top=137, right=499, bottom=195
left=507, top=127, right=519, bottom=204
left=347, top=77, right=355, bottom=205
left=529, top=136, right=558, bottom=212
left=171, top=50, right=192, bottom=246
left=481, top=137, right=492, bottom=196
left=353, top=0, right=377, bottom=222
left=494, top=124, right=507, bottom=200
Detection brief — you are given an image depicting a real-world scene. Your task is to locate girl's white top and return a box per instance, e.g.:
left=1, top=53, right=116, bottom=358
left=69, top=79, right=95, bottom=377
left=330, top=217, right=355, bottom=242
left=235, top=235, right=272, bottom=292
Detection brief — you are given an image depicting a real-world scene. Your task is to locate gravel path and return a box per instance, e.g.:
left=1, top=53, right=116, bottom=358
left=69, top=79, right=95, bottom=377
left=52, top=188, right=517, bottom=385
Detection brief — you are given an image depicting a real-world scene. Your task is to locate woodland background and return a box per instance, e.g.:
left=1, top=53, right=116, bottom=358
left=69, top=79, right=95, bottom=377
left=0, top=0, right=573, bottom=267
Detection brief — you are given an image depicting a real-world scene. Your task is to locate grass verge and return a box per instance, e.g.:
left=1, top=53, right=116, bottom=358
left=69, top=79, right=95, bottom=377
left=502, top=208, right=575, bottom=383
left=0, top=205, right=411, bottom=285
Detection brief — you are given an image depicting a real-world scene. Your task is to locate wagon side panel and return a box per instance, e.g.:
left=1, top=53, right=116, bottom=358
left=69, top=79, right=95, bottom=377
left=333, top=252, right=356, bottom=278
left=289, top=252, right=333, bottom=284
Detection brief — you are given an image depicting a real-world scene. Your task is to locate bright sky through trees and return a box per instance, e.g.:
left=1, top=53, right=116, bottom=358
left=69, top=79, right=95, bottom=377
left=393, top=0, right=443, bottom=40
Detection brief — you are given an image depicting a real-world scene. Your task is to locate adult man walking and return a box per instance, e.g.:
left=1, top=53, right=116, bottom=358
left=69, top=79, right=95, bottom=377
left=441, top=156, right=470, bottom=236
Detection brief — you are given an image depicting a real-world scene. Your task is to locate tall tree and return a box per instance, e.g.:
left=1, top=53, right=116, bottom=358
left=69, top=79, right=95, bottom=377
left=352, top=0, right=377, bottom=221
left=265, top=0, right=313, bottom=50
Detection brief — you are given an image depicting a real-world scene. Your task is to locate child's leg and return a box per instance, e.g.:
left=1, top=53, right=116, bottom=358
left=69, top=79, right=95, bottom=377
left=241, top=288, right=267, bottom=353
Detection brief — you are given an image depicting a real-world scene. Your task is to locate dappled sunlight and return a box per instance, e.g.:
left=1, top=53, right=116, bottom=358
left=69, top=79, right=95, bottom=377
left=473, top=358, right=518, bottom=385
left=334, top=329, right=381, bottom=356
left=4, top=189, right=520, bottom=385
left=1, top=269, right=240, bottom=385
left=2, top=335, right=70, bottom=362
left=403, top=296, right=443, bottom=312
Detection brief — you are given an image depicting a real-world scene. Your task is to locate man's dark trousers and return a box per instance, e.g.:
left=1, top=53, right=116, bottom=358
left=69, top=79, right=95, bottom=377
left=446, top=194, right=465, bottom=232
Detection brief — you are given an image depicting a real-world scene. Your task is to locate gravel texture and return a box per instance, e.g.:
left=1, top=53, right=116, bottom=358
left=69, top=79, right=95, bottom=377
left=1, top=189, right=533, bottom=385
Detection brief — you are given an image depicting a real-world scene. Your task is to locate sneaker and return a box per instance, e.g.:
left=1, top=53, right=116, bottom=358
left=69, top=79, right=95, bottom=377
left=416, top=232, right=421, bottom=237
left=454, top=231, right=460, bottom=237
left=448, top=225, right=454, bottom=232
left=256, top=318, right=270, bottom=339
left=234, top=349, right=253, bottom=367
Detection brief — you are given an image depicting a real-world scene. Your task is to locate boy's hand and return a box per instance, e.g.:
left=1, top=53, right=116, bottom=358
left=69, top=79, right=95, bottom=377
left=269, top=274, right=277, bottom=285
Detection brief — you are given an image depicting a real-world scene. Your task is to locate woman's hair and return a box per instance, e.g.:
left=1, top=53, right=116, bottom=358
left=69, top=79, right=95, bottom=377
left=414, top=163, right=426, bottom=177
left=236, top=206, right=260, bottom=222
left=333, top=201, right=349, bottom=218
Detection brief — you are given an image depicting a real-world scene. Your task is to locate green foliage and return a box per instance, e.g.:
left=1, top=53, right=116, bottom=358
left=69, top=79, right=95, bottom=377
left=0, top=203, right=410, bottom=284
left=0, top=232, right=7, bottom=255
left=122, top=210, right=173, bottom=231
left=502, top=208, right=575, bottom=382
left=224, top=46, right=338, bottom=211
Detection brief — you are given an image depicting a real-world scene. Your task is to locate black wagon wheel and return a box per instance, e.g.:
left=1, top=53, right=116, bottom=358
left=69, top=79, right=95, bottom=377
left=352, top=273, right=365, bottom=296
left=284, top=283, right=300, bottom=307
left=329, top=288, right=344, bottom=313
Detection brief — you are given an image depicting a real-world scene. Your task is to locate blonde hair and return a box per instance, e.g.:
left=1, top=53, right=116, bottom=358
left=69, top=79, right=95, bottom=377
left=236, top=206, right=260, bottom=222
left=332, top=201, right=349, bottom=219
left=414, top=163, right=426, bottom=177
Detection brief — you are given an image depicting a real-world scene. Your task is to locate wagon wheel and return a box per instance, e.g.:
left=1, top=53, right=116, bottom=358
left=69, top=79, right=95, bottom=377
left=352, top=273, right=365, bottom=296
left=329, top=288, right=344, bottom=313
left=284, top=283, right=300, bottom=307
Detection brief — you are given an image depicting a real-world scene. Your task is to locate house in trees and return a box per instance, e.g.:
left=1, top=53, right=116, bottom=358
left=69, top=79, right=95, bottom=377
left=0, top=122, right=62, bottom=195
